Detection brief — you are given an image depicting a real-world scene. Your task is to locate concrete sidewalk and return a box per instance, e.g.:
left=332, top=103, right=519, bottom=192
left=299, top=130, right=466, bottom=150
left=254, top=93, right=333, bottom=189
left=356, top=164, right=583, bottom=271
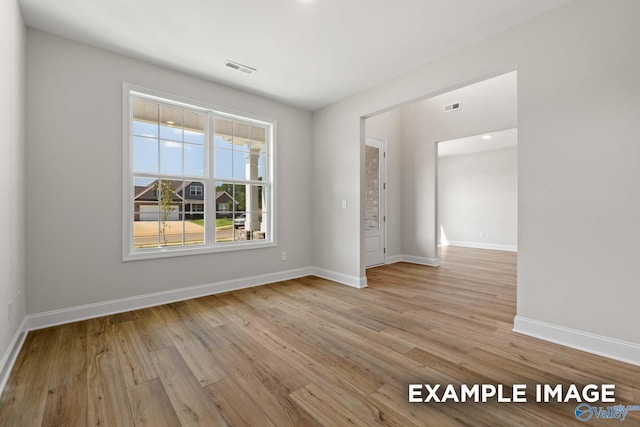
left=133, top=220, right=204, bottom=237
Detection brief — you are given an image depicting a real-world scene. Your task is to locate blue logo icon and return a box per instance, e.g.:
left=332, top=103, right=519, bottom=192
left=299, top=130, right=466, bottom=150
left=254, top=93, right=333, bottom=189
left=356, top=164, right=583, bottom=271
left=574, top=402, right=640, bottom=422
left=575, top=404, right=593, bottom=422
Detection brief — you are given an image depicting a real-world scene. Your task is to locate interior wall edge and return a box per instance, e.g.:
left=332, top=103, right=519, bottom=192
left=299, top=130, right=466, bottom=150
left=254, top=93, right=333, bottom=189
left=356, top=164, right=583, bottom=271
left=0, top=317, right=28, bottom=398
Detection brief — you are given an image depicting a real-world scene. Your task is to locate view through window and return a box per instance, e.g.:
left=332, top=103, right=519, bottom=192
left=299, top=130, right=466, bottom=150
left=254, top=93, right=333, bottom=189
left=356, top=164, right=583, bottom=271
left=125, top=89, right=273, bottom=259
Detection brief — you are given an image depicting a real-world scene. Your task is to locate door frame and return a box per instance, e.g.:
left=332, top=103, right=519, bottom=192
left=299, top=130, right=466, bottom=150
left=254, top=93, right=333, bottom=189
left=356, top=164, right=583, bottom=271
left=365, top=134, right=387, bottom=268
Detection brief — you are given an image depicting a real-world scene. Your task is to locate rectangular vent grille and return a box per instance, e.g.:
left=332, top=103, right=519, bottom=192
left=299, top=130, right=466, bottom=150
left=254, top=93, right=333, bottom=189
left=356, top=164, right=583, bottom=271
left=225, top=60, right=256, bottom=74
left=444, top=102, right=461, bottom=112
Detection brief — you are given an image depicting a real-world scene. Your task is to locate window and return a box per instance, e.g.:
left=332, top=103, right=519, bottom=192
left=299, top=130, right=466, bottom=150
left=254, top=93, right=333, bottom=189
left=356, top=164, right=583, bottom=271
left=123, top=85, right=275, bottom=260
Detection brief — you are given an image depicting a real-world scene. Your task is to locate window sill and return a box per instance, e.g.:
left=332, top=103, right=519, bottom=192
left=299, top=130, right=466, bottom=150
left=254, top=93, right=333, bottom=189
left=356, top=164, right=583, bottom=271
left=123, top=240, right=276, bottom=262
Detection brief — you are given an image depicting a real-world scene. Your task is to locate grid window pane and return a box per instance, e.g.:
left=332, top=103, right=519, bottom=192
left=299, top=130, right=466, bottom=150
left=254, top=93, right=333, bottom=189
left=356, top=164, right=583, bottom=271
left=215, top=118, right=233, bottom=150
left=132, top=98, right=159, bottom=138
left=233, top=151, right=249, bottom=180
left=160, top=105, right=183, bottom=141
left=133, top=176, right=159, bottom=248
left=233, top=122, right=251, bottom=152
left=133, top=136, right=158, bottom=173
left=133, top=121, right=159, bottom=138
left=215, top=182, right=235, bottom=243
left=233, top=184, right=247, bottom=212
left=160, top=140, right=183, bottom=175
left=215, top=182, right=234, bottom=212
left=233, top=211, right=247, bottom=241
left=184, top=180, right=205, bottom=245
left=214, top=149, right=233, bottom=179
left=184, top=143, right=205, bottom=177
left=133, top=202, right=159, bottom=248
left=183, top=111, right=205, bottom=145
left=257, top=155, right=266, bottom=181
left=251, top=126, right=267, bottom=154
left=156, top=179, right=182, bottom=247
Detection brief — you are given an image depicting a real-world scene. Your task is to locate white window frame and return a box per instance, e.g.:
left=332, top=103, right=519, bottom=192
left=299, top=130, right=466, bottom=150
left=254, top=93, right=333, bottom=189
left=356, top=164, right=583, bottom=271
left=190, top=185, right=203, bottom=196
left=122, top=84, right=276, bottom=261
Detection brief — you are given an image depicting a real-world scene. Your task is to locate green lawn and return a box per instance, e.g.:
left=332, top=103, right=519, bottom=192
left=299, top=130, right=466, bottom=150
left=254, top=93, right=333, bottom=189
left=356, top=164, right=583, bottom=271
left=189, top=218, right=232, bottom=227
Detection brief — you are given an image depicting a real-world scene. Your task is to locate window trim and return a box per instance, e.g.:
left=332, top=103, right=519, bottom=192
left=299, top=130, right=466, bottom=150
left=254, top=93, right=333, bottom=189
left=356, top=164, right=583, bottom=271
left=122, top=83, right=277, bottom=261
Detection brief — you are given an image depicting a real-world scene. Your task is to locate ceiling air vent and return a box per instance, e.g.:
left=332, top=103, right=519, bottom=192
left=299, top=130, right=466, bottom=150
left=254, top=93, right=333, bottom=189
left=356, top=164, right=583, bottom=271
left=225, top=60, right=256, bottom=74
left=444, top=102, right=461, bottom=113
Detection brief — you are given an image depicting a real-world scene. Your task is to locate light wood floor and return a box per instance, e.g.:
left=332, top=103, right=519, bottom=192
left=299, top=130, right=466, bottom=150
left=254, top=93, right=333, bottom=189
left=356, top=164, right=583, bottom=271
left=1, top=246, right=639, bottom=426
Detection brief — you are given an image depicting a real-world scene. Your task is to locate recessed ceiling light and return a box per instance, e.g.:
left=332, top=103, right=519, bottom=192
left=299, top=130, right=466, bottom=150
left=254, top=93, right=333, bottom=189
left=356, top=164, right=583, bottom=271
left=166, top=120, right=175, bottom=125
left=225, top=60, right=257, bottom=74
left=482, top=134, right=492, bottom=140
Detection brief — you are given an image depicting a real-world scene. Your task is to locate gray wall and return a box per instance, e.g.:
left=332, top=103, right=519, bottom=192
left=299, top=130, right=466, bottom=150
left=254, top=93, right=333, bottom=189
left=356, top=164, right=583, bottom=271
left=25, top=30, right=312, bottom=314
left=312, top=0, right=640, bottom=343
left=0, top=0, right=26, bottom=363
left=438, top=147, right=518, bottom=250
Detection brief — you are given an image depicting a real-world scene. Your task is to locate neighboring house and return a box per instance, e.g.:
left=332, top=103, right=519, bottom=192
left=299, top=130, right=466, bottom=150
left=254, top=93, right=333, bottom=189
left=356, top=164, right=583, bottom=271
left=134, top=180, right=236, bottom=221
left=214, top=191, right=235, bottom=217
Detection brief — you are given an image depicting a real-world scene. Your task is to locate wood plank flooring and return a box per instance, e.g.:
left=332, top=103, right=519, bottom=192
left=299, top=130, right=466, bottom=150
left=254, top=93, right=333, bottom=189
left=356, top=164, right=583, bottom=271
left=1, top=246, right=639, bottom=426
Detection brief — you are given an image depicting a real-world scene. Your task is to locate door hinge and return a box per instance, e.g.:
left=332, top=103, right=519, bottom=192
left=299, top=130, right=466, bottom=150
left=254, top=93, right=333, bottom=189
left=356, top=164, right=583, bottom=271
left=383, top=183, right=386, bottom=190
left=383, top=216, right=386, bottom=222
left=384, top=248, right=386, bottom=254
left=383, top=152, right=386, bottom=158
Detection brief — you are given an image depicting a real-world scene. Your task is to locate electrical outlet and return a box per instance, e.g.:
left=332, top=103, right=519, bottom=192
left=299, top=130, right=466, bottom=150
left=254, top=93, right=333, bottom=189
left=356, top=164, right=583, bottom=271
left=341, top=200, right=347, bottom=210
left=17, top=291, right=22, bottom=312
left=281, top=251, right=287, bottom=261
left=8, top=300, right=13, bottom=322
left=480, top=232, right=485, bottom=238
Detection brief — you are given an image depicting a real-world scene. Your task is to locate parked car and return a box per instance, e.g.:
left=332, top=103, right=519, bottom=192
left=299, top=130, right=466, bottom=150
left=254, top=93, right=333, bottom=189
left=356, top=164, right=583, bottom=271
left=234, top=214, right=246, bottom=229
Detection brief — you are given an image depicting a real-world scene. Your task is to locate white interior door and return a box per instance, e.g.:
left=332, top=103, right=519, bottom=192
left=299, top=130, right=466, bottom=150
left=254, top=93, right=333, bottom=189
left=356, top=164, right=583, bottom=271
left=365, top=137, right=386, bottom=267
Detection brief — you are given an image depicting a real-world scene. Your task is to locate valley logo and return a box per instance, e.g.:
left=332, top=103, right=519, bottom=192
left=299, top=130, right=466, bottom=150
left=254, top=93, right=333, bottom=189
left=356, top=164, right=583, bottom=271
left=575, top=403, right=640, bottom=423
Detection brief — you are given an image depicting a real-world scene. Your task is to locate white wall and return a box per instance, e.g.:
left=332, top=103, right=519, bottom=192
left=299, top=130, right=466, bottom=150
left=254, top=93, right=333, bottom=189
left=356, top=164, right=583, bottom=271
left=312, top=0, right=640, bottom=345
left=364, top=110, right=402, bottom=258
left=25, top=30, right=312, bottom=314
left=438, top=147, right=518, bottom=250
left=0, top=0, right=26, bottom=375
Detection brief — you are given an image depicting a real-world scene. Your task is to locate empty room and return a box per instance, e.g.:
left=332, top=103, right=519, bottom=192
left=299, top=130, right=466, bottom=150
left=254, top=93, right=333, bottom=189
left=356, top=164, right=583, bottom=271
left=1, top=0, right=639, bottom=425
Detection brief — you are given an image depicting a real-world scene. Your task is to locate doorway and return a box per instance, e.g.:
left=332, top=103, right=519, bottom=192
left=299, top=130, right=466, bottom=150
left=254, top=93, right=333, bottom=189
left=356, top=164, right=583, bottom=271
left=436, top=128, right=518, bottom=253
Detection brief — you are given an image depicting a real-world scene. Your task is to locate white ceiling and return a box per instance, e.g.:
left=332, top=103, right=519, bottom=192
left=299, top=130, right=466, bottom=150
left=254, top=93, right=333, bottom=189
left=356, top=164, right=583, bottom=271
left=438, top=128, right=517, bottom=157
left=18, top=0, right=569, bottom=111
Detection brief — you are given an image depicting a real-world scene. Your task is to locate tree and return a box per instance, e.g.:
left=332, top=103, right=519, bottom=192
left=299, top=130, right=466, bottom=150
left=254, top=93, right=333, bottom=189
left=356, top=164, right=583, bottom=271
left=155, top=180, right=176, bottom=246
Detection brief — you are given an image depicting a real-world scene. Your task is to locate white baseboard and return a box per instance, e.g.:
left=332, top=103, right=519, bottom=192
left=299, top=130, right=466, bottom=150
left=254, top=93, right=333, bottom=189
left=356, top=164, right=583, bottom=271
left=389, top=255, right=440, bottom=267
left=311, top=267, right=368, bottom=289
left=0, top=317, right=28, bottom=398
left=371, top=254, right=439, bottom=268
left=386, top=255, right=402, bottom=264
left=446, top=241, right=517, bottom=252
left=513, top=316, right=640, bottom=367
left=26, top=267, right=313, bottom=331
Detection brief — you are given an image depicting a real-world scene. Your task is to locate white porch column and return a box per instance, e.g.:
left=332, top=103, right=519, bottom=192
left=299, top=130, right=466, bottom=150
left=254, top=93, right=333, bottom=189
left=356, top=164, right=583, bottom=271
left=245, top=150, right=260, bottom=232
